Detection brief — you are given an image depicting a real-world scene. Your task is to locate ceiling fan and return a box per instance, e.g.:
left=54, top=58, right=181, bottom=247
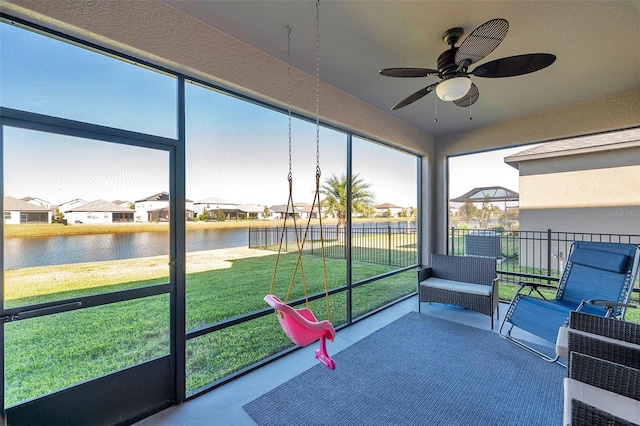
left=379, top=18, right=556, bottom=110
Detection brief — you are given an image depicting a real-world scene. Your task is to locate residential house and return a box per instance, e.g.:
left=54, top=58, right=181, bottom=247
left=20, top=196, right=51, bottom=210
left=135, top=192, right=195, bottom=222
left=3, top=196, right=52, bottom=224
left=505, top=128, right=640, bottom=265
left=65, top=199, right=134, bottom=224
left=135, top=192, right=169, bottom=223
left=57, top=199, right=88, bottom=215
left=374, top=203, right=403, bottom=218
left=193, top=197, right=238, bottom=220
left=294, top=203, right=318, bottom=219
left=505, top=128, right=640, bottom=234
left=112, top=200, right=134, bottom=209
left=269, top=204, right=304, bottom=220
left=237, top=204, right=265, bottom=220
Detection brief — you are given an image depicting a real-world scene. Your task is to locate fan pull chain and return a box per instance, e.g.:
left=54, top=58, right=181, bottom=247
left=469, top=101, right=472, bottom=121
left=434, top=95, right=438, bottom=123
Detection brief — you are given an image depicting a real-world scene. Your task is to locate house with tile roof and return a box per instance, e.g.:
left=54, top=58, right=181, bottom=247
left=3, top=196, right=52, bottom=224
left=65, top=199, right=134, bottom=224
left=269, top=204, right=305, bottom=221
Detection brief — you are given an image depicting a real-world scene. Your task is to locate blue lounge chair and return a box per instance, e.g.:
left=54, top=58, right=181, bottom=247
left=499, top=241, right=639, bottom=363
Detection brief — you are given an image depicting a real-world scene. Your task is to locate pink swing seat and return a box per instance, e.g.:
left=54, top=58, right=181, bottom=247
left=264, top=294, right=336, bottom=369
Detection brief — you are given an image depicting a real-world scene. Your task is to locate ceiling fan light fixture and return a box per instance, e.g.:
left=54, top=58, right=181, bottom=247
left=435, top=77, right=472, bottom=101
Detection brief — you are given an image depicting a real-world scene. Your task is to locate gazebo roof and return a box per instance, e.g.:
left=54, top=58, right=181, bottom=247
left=450, top=186, right=519, bottom=203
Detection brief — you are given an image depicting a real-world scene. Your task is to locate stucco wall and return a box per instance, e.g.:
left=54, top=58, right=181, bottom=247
left=519, top=149, right=640, bottom=210
left=519, top=207, right=640, bottom=237
left=516, top=145, right=640, bottom=241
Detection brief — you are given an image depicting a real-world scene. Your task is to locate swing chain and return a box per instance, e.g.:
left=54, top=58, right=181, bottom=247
left=287, top=25, right=293, bottom=181
left=271, top=0, right=332, bottom=324
left=315, top=0, right=321, bottom=174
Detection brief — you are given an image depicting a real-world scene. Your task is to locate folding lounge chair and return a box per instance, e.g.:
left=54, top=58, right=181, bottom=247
left=499, top=241, right=640, bottom=363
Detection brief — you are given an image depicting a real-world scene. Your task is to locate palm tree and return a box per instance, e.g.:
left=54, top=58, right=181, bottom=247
left=458, top=202, right=479, bottom=223
left=320, top=173, right=374, bottom=228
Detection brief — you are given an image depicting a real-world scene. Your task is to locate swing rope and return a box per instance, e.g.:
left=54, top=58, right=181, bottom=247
left=268, top=0, right=330, bottom=322
left=313, top=0, right=331, bottom=322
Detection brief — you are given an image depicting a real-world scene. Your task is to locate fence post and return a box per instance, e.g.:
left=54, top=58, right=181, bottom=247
left=388, top=225, right=392, bottom=265
left=450, top=227, right=455, bottom=256
left=547, top=229, right=552, bottom=282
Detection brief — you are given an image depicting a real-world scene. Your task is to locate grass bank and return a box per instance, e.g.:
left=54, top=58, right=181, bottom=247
left=4, top=217, right=409, bottom=237
left=4, top=220, right=279, bottom=238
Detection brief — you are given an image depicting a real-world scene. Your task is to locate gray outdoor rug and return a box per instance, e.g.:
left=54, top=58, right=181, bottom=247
left=243, top=311, right=565, bottom=425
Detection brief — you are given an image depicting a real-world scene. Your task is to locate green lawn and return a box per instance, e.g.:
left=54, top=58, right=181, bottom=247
left=5, top=237, right=638, bottom=406
left=4, top=252, right=416, bottom=406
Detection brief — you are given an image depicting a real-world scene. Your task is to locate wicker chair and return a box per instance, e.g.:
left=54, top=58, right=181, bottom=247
left=563, top=311, right=640, bottom=426
left=418, top=254, right=499, bottom=328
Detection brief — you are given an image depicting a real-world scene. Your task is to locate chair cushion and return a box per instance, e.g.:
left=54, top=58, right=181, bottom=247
left=570, top=248, right=629, bottom=274
left=556, top=326, right=640, bottom=358
left=563, top=378, right=640, bottom=425
left=420, top=277, right=492, bottom=296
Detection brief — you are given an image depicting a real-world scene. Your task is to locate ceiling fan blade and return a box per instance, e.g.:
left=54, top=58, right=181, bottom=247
left=379, top=68, right=440, bottom=78
left=391, top=83, right=438, bottom=110
left=455, top=18, right=509, bottom=67
left=471, top=53, right=556, bottom=78
left=453, top=83, right=479, bottom=107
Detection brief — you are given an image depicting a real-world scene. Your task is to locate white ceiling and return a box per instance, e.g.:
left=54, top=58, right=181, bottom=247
left=163, top=1, right=640, bottom=136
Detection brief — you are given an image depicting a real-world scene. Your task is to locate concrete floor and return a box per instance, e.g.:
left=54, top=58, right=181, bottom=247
left=135, top=297, right=551, bottom=426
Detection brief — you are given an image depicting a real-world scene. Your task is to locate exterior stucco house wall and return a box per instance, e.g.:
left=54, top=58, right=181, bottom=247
left=505, top=128, right=640, bottom=266
left=135, top=192, right=170, bottom=223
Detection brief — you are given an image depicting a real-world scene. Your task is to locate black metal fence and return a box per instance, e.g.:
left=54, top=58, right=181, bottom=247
left=248, top=225, right=417, bottom=268
left=249, top=225, right=639, bottom=289
left=449, top=227, right=640, bottom=286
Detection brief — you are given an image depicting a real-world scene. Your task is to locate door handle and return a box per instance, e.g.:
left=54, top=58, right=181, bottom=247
left=1, top=301, right=82, bottom=322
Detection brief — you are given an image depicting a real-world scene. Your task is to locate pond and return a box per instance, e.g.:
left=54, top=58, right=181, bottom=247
left=4, top=227, right=248, bottom=270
